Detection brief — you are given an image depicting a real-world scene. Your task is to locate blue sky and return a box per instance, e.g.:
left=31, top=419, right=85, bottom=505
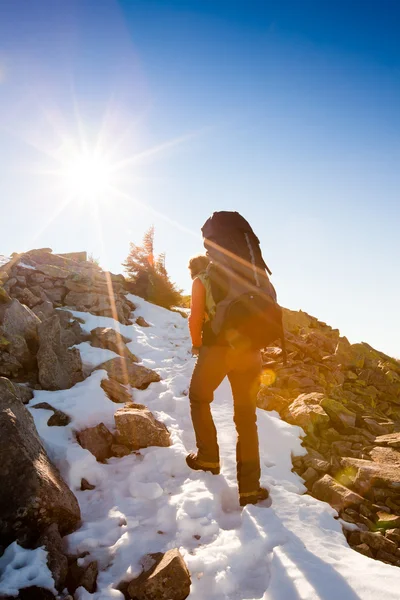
left=0, top=0, right=399, bottom=357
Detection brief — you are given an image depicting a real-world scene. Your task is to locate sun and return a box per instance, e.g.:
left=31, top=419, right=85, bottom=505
left=62, top=152, right=112, bottom=199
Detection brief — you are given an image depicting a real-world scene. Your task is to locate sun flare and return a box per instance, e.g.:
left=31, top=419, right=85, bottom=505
left=62, top=152, right=112, bottom=199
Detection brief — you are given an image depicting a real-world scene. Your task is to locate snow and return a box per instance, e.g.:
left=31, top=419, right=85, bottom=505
left=0, top=255, right=11, bottom=268
left=4, top=293, right=400, bottom=598
left=0, top=543, right=55, bottom=597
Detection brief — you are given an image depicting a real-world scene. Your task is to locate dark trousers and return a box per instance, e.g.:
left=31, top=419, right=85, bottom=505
left=189, top=345, right=262, bottom=496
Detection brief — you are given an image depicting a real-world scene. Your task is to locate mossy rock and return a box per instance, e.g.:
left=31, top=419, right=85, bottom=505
left=0, top=287, right=11, bottom=304
left=0, top=335, right=10, bottom=347
left=320, top=397, right=356, bottom=429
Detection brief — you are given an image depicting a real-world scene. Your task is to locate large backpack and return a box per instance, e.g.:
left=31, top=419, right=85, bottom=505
left=201, top=211, right=285, bottom=353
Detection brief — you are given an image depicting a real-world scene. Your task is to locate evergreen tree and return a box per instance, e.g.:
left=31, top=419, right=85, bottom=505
left=123, top=228, right=183, bottom=309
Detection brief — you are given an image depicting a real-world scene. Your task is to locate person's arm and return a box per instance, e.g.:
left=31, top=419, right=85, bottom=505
left=188, top=277, right=206, bottom=353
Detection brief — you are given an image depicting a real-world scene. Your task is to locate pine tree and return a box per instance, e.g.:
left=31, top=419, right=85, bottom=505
left=123, top=228, right=183, bottom=309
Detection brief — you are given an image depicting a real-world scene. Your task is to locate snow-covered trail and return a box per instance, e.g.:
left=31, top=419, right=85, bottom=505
left=28, top=296, right=400, bottom=600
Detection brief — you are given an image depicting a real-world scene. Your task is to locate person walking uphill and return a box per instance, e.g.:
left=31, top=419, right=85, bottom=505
left=186, top=211, right=285, bottom=507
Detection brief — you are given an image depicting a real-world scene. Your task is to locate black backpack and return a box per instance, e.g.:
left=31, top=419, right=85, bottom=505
left=201, top=211, right=286, bottom=353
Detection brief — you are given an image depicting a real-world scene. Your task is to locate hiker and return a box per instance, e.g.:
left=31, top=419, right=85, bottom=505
left=187, top=211, right=284, bottom=507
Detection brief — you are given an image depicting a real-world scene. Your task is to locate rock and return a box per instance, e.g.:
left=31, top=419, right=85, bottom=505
left=47, top=410, right=71, bottom=427
left=311, top=474, right=366, bottom=511
left=285, top=393, right=330, bottom=434
left=354, top=543, right=374, bottom=558
left=0, top=299, right=40, bottom=347
left=340, top=457, right=400, bottom=494
left=0, top=377, right=81, bottom=546
left=44, top=287, right=66, bottom=305
left=0, top=352, right=22, bottom=377
left=30, top=402, right=70, bottom=426
left=101, top=378, right=133, bottom=403
left=15, top=288, right=42, bottom=309
left=114, top=404, right=170, bottom=450
left=359, top=531, right=397, bottom=555
left=111, top=443, right=131, bottom=457
left=375, top=432, right=400, bottom=448
left=13, top=383, right=34, bottom=404
left=80, top=478, right=96, bottom=491
left=64, top=291, right=130, bottom=325
left=36, top=264, right=70, bottom=279
left=362, top=417, right=393, bottom=436
left=16, top=586, right=56, bottom=600
left=79, top=561, right=98, bottom=593
left=76, top=423, right=113, bottom=462
left=0, top=286, right=12, bottom=303
left=375, top=550, right=400, bottom=566
left=127, top=549, right=191, bottom=600
left=66, top=559, right=98, bottom=593
left=385, top=528, right=400, bottom=543
left=98, top=357, right=160, bottom=389
left=301, top=467, right=318, bottom=482
left=37, top=524, right=68, bottom=590
left=32, top=301, right=54, bottom=321
left=375, top=512, right=400, bottom=530
left=2, top=331, right=33, bottom=370
left=136, top=316, right=150, bottom=327
left=319, top=397, right=356, bottom=430
left=37, top=315, right=84, bottom=390
left=370, top=446, right=400, bottom=466
left=90, top=327, right=137, bottom=360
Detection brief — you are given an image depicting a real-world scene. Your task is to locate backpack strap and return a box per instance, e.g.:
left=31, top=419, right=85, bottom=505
left=196, top=272, right=216, bottom=320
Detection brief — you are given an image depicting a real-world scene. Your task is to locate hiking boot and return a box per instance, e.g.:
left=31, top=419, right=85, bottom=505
left=186, top=453, right=220, bottom=475
left=239, top=487, right=269, bottom=507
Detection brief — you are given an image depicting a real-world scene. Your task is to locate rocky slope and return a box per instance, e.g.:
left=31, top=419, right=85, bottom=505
left=1, top=247, right=400, bottom=599
left=258, top=309, right=400, bottom=565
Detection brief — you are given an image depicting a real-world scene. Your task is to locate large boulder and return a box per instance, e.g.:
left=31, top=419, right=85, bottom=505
left=114, top=404, right=170, bottom=450
left=319, top=397, right=356, bottom=430
left=98, top=357, right=160, bottom=389
left=0, top=378, right=81, bottom=546
left=90, top=327, right=137, bottom=361
left=339, top=457, right=400, bottom=494
left=37, top=524, right=68, bottom=591
left=0, top=299, right=40, bottom=347
left=127, top=550, right=191, bottom=600
left=284, top=392, right=330, bottom=434
left=311, top=474, right=366, bottom=511
left=37, top=315, right=84, bottom=390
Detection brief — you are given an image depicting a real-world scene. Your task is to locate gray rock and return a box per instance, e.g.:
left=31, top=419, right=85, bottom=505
left=0, top=299, right=40, bottom=347
left=37, top=316, right=84, bottom=390
left=115, top=404, right=170, bottom=450
left=0, top=352, right=22, bottom=378
left=90, top=327, right=137, bottom=360
left=76, top=423, right=113, bottom=462
left=98, top=357, right=160, bottom=389
left=32, top=301, right=54, bottom=321
left=127, top=549, right=191, bottom=600
left=13, top=383, right=34, bottom=404
left=44, top=287, right=66, bottom=304
left=0, top=377, right=81, bottom=546
left=37, top=524, right=68, bottom=591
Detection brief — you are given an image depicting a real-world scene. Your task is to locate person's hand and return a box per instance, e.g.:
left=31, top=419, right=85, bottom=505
left=191, top=346, right=201, bottom=356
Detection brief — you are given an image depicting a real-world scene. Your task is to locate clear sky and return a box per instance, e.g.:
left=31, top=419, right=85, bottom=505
left=0, top=0, right=399, bottom=357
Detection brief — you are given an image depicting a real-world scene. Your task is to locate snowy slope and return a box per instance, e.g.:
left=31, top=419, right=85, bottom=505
left=23, top=295, right=400, bottom=600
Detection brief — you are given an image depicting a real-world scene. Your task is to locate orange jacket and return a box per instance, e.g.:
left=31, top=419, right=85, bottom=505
left=188, top=277, right=206, bottom=347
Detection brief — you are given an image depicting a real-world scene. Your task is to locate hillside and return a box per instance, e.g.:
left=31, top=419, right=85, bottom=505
left=1, top=249, right=400, bottom=600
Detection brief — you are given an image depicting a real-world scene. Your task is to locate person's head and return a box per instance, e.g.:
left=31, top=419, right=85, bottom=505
left=188, top=254, right=210, bottom=280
